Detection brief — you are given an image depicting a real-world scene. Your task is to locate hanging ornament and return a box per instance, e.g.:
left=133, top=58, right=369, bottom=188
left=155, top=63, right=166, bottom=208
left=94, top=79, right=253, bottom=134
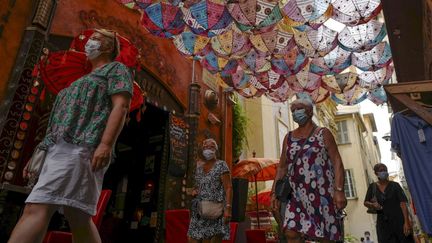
left=140, top=2, right=185, bottom=38
left=352, top=42, right=392, bottom=71
left=338, top=20, right=387, bottom=52
left=227, top=0, right=283, bottom=33
left=201, top=51, right=238, bottom=74
left=293, top=25, right=338, bottom=58
left=332, top=0, right=382, bottom=26
left=368, top=86, right=387, bottom=105
left=181, top=0, right=233, bottom=37
left=255, top=69, right=286, bottom=90
left=310, top=46, right=352, bottom=76
left=173, top=31, right=211, bottom=60
left=265, top=80, right=295, bottom=102
left=322, top=72, right=358, bottom=94
left=210, top=27, right=252, bottom=58
left=331, top=84, right=368, bottom=105
left=286, top=63, right=322, bottom=92
left=239, top=48, right=272, bottom=74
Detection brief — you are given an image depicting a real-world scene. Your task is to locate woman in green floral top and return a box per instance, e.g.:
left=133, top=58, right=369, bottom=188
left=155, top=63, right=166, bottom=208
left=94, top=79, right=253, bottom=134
left=9, top=29, right=133, bottom=243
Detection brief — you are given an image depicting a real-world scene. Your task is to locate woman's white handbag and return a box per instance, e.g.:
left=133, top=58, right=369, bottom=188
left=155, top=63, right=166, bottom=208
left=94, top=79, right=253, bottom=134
left=198, top=200, right=224, bottom=219
left=26, top=146, right=47, bottom=187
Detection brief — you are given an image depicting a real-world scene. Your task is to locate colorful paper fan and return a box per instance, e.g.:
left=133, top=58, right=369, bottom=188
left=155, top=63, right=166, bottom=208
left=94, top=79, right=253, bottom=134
left=173, top=31, right=211, bottom=60
left=368, top=86, right=387, bottom=105
left=201, top=51, right=238, bottom=74
left=181, top=0, right=233, bottom=37
left=352, top=42, right=392, bottom=71
left=130, top=81, right=145, bottom=112
left=227, top=0, right=283, bottom=33
left=39, top=51, right=92, bottom=95
left=322, top=72, right=358, bottom=94
left=279, top=0, right=333, bottom=30
left=70, top=30, right=140, bottom=69
left=286, top=64, right=322, bottom=92
left=271, top=46, right=309, bottom=75
left=310, top=46, right=352, bottom=76
left=140, top=2, right=185, bottom=38
left=239, top=48, right=272, bottom=73
left=332, top=0, right=382, bottom=26
left=358, top=65, right=393, bottom=90
left=210, top=27, right=251, bottom=58
left=249, top=28, right=296, bottom=56
left=338, top=20, right=387, bottom=52
left=265, top=80, right=295, bottom=102
left=331, top=84, right=368, bottom=105
left=293, top=25, right=338, bottom=58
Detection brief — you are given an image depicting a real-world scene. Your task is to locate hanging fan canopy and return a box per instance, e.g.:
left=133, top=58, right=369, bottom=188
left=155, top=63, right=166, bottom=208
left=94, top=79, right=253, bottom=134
left=332, top=0, right=382, bottom=26
left=322, top=72, right=358, bottom=94
left=338, top=20, right=387, bottom=52
left=210, top=27, right=252, bottom=58
left=310, top=46, right=352, bottom=76
left=201, top=51, right=238, bottom=74
left=368, top=86, right=387, bottom=105
left=352, top=42, right=392, bottom=71
left=172, top=31, right=211, bottom=60
left=255, top=69, right=285, bottom=91
left=239, top=48, right=272, bottom=74
left=286, top=64, right=322, bottom=92
left=181, top=0, right=233, bottom=37
left=293, top=25, right=338, bottom=58
left=140, top=2, right=186, bottom=38
left=227, top=0, right=283, bottom=33
left=265, top=80, right=294, bottom=102
left=279, top=0, right=332, bottom=30
left=271, top=46, right=308, bottom=75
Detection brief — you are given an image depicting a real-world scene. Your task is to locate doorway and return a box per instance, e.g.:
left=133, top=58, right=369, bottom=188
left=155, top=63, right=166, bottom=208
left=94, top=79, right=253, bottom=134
left=100, top=103, right=169, bottom=243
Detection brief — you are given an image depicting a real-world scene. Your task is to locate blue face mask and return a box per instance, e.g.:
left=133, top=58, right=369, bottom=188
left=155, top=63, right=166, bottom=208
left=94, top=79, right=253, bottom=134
left=292, top=109, right=309, bottom=125
left=377, top=171, right=389, bottom=180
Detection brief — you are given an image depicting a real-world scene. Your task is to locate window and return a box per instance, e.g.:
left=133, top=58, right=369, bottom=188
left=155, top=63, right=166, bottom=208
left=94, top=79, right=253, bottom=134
left=344, top=169, right=357, bottom=198
left=336, top=120, right=350, bottom=144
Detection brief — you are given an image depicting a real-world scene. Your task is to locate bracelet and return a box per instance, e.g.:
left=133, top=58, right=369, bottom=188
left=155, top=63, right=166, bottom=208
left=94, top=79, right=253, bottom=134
left=225, top=204, right=232, bottom=208
left=334, top=187, right=344, bottom=192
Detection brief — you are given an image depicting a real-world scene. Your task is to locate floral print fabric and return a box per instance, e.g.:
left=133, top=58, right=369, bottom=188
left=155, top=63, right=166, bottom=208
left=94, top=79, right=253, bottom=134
left=188, top=160, right=230, bottom=240
left=41, top=62, right=133, bottom=149
left=283, top=128, right=343, bottom=241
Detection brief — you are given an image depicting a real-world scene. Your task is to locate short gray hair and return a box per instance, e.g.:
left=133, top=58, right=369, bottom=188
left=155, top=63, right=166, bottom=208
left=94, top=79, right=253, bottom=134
left=202, top=138, right=218, bottom=151
left=291, top=97, right=314, bottom=108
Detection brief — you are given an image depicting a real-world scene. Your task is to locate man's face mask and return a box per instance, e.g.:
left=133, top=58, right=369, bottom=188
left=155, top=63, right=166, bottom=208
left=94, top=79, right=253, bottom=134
left=85, top=39, right=102, bottom=60
left=377, top=171, right=389, bottom=180
left=292, top=108, right=309, bottom=125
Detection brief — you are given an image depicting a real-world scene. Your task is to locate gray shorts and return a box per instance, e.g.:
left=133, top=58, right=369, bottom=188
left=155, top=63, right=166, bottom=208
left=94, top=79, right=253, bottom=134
left=25, top=139, right=108, bottom=215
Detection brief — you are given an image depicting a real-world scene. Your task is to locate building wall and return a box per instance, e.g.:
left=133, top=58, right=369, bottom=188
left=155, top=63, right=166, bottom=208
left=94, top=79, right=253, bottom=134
left=335, top=110, right=379, bottom=241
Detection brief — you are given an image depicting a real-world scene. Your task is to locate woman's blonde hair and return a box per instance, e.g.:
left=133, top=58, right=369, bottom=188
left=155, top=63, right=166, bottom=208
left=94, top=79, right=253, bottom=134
left=94, top=28, right=120, bottom=60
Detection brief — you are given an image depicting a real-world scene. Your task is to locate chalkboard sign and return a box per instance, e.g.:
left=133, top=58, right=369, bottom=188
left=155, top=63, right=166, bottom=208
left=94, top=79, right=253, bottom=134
left=168, top=115, right=189, bottom=177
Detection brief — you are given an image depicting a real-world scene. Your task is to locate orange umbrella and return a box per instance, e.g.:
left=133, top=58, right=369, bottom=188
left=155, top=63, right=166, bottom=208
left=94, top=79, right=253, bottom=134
left=250, top=190, right=272, bottom=208
left=232, top=158, right=279, bottom=228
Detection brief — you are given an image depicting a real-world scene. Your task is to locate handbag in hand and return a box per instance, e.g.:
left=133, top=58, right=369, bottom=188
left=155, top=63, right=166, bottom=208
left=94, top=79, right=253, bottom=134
left=367, top=182, right=379, bottom=214
left=275, top=127, right=318, bottom=203
left=26, top=144, right=47, bottom=188
left=198, top=200, right=224, bottom=219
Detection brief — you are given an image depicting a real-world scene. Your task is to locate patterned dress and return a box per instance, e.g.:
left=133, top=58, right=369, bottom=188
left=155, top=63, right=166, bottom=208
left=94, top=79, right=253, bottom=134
left=188, top=160, right=231, bottom=240
left=283, top=128, right=343, bottom=241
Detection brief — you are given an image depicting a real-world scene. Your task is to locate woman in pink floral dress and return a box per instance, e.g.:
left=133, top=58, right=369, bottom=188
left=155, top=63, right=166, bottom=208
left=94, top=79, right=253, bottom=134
left=271, top=95, right=347, bottom=243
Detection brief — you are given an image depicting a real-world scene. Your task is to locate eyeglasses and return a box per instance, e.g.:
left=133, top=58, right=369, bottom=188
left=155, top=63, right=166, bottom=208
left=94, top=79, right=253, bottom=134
left=336, top=210, right=347, bottom=219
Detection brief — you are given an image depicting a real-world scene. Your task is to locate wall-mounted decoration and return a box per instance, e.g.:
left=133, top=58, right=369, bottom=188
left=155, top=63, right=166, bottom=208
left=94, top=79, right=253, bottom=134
left=204, top=89, right=219, bottom=110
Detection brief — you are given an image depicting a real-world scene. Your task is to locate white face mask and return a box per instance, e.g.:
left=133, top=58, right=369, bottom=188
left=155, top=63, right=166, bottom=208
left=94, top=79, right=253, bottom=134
left=202, top=149, right=216, bottom=160
left=85, top=39, right=102, bottom=60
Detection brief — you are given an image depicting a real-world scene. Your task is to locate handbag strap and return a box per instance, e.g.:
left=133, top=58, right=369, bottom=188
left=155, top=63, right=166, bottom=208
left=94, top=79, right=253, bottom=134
left=285, top=126, right=319, bottom=178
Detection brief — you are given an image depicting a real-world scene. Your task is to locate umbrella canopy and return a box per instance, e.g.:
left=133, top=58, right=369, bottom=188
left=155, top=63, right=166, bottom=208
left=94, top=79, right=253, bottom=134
left=210, top=27, right=252, bottom=58
left=310, top=46, right=352, bottom=76
left=271, top=46, right=309, bottom=75
left=331, top=84, right=368, bottom=105
left=140, top=2, right=185, bottom=38
left=293, top=25, right=338, bottom=58
left=357, top=64, right=393, bottom=90
left=352, top=42, right=392, bottom=71
left=181, top=0, right=233, bottom=37
left=322, top=72, right=358, bottom=94
left=265, top=80, right=295, bottom=102
left=201, top=51, right=239, bottom=74
left=172, top=31, right=211, bottom=60
left=227, top=0, right=283, bottom=33
left=232, top=158, right=279, bottom=182
left=117, top=0, right=152, bottom=9
left=286, top=64, right=322, bottom=93
left=249, top=28, right=296, bottom=56
left=255, top=70, right=286, bottom=91
left=338, top=20, right=387, bottom=52
left=239, top=48, right=272, bottom=74
left=279, top=0, right=332, bottom=30
left=368, top=86, right=387, bottom=105
left=332, top=0, right=382, bottom=26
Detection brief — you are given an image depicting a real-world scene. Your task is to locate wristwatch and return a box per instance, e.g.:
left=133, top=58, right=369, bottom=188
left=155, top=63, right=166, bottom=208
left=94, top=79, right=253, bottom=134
left=334, top=187, right=344, bottom=192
